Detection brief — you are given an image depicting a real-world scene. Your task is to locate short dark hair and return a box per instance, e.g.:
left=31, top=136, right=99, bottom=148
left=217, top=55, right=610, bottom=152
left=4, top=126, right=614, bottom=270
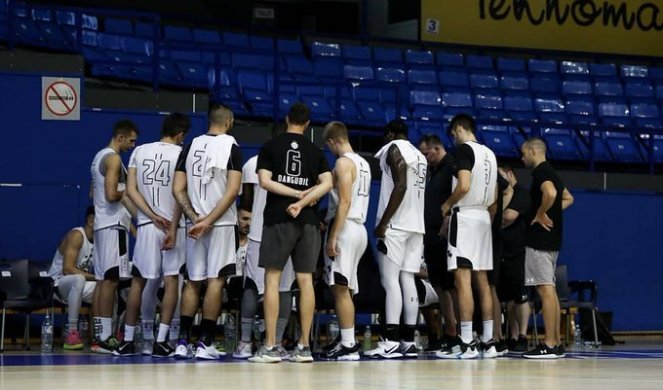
left=85, top=205, right=95, bottom=218
left=161, top=113, right=191, bottom=138
left=112, top=120, right=138, bottom=138
left=419, top=133, right=443, bottom=147
left=209, top=103, right=233, bottom=126
left=385, top=119, right=408, bottom=137
left=447, top=113, right=476, bottom=136
left=287, top=103, right=311, bottom=126
left=499, top=163, right=515, bottom=174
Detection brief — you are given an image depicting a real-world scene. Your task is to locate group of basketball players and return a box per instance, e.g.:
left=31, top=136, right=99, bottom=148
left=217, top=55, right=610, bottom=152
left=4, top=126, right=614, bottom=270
left=62, top=101, right=573, bottom=362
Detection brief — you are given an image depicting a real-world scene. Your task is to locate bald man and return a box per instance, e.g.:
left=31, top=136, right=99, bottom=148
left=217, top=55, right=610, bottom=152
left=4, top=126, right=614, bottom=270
left=519, top=137, right=574, bottom=359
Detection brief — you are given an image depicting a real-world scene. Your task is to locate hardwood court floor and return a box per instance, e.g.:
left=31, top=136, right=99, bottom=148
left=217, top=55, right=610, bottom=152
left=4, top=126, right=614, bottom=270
left=1, top=342, right=663, bottom=390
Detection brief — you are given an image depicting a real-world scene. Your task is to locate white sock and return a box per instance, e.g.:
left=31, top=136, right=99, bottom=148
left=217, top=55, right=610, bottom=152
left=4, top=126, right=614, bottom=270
left=340, top=327, right=355, bottom=348
left=169, top=319, right=180, bottom=341
left=157, top=323, right=170, bottom=343
left=100, top=317, right=112, bottom=341
left=142, top=320, right=154, bottom=341
left=124, top=325, right=135, bottom=342
left=93, top=317, right=102, bottom=340
left=460, top=321, right=473, bottom=344
left=482, top=320, right=494, bottom=343
left=68, top=320, right=78, bottom=333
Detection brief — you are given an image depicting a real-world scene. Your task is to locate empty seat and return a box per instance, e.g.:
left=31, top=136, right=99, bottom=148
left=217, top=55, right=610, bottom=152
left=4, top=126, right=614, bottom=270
left=649, top=67, right=663, bottom=83
left=475, top=93, right=504, bottom=120
left=105, top=18, right=132, bottom=35
left=312, top=42, right=341, bottom=58
left=436, top=52, right=464, bottom=69
left=598, top=102, right=631, bottom=127
left=542, top=128, right=583, bottom=161
left=566, top=99, right=597, bottom=125
left=439, top=71, right=470, bottom=90
left=232, top=53, right=274, bottom=71
left=357, top=101, right=387, bottom=126
left=286, top=57, right=315, bottom=81
left=562, top=80, right=592, bottom=97
left=560, top=61, right=590, bottom=80
left=497, top=57, right=526, bottom=74
left=625, top=82, right=654, bottom=101
left=594, top=81, right=624, bottom=101
left=631, top=103, right=662, bottom=129
left=343, top=65, right=374, bottom=81
left=466, top=55, right=493, bottom=71
left=193, top=28, right=221, bottom=45
left=589, top=63, right=617, bottom=80
left=408, top=69, right=437, bottom=87
left=222, top=31, right=250, bottom=48
left=314, top=60, right=343, bottom=82
left=470, top=73, right=499, bottom=90
left=578, top=131, right=613, bottom=162
left=504, top=95, right=536, bottom=122
left=277, top=38, right=303, bottom=55
left=442, top=92, right=473, bottom=115
left=535, top=97, right=566, bottom=124
left=301, top=95, right=336, bottom=122
left=500, top=75, right=529, bottom=92
left=531, top=75, right=561, bottom=96
left=342, top=44, right=372, bottom=65
left=373, top=47, right=403, bottom=67
left=604, top=132, right=643, bottom=162
left=405, top=49, right=434, bottom=69
left=410, top=90, right=441, bottom=106
left=479, top=125, right=519, bottom=157
left=250, top=35, right=274, bottom=51
left=164, top=26, right=193, bottom=42
left=135, top=22, right=159, bottom=38
left=528, top=59, right=557, bottom=74
left=620, top=64, right=648, bottom=79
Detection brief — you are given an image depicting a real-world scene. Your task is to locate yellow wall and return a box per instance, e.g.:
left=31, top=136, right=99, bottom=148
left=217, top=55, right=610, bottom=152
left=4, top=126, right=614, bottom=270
left=421, top=0, right=663, bottom=57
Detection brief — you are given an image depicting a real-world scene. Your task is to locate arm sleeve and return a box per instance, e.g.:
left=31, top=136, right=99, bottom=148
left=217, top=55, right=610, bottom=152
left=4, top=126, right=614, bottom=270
left=175, top=143, right=192, bottom=173
left=256, top=143, right=273, bottom=172
left=454, top=144, right=475, bottom=173
left=227, top=144, right=243, bottom=172
left=498, top=174, right=509, bottom=192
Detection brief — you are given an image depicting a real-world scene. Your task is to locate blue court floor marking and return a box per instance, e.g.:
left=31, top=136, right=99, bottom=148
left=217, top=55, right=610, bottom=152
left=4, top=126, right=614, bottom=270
left=2, top=349, right=663, bottom=366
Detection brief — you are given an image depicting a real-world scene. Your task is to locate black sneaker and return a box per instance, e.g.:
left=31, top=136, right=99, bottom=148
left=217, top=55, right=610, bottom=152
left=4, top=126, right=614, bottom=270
left=512, top=335, right=529, bottom=353
left=479, top=339, right=498, bottom=358
left=112, top=340, right=138, bottom=357
left=320, top=342, right=360, bottom=361
left=554, top=344, right=566, bottom=358
left=522, top=343, right=560, bottom=359
left=322, top=336, right=341, bottom=352
left=152, top=341, right=176, bottom=358
left=424, top=338, right=442, bottom=352
left=438, top=334, right=458, bottom=350
left=495, top=339, right=509, bottom=357
left=95, top=336, right=121, bottom=354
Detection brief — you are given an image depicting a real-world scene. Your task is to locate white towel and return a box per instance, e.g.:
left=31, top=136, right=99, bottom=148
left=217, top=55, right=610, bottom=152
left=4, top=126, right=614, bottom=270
left=201, top=134, right=237, bottom=184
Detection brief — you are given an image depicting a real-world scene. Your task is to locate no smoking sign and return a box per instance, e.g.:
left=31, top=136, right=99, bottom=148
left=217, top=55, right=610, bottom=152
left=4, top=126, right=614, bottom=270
left=42, top=77, right=81, bottom=120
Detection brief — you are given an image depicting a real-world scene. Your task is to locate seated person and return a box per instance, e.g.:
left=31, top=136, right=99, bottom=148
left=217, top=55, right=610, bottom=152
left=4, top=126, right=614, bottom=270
left=48, top=206, right=97, bottom=350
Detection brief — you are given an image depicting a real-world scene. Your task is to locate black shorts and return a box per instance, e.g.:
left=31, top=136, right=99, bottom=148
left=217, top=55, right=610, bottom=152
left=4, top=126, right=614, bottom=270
left=259, top=222, right=321, bottom=273
left=488, top=236, right=503, bottom=286
left=497, top=252, right=529, bottom=304
left=423, top=233, right=455, bottom=291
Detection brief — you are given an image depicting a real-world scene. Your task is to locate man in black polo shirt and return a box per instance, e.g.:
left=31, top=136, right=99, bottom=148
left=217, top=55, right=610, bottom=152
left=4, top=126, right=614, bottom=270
left=498, top=164, right=531, bottom=353
left=418, top=134, right=457, bottom=351
left=250, top=103, right=333, bottom=363
left=520, top=138, right=574, bottom=359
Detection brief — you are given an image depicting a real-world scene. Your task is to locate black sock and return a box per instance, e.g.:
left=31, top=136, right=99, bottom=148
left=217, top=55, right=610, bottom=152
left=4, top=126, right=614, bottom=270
left=179, top=315, right=194, bottom=342
left=200, top=319, right=217, bottom=346
left=401, top=325, right=416, bottom=342
left=385, top=325, right=399, bottom=341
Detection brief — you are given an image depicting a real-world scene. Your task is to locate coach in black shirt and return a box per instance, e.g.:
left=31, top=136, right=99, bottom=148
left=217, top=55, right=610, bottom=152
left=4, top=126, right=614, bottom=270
left=253, top=103, right=333, bottom=363
left=520, top=138, right=574, bottom=359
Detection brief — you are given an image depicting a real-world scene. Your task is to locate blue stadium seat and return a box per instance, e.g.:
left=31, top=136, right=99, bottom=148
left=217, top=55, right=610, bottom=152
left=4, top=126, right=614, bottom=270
left=405, top=49, right=434, bottom=69
left=500, top=75, right=529, bottom=93
left=250, top=35, right=274, bottom=52
left=435, top=52, right=464, bottom=70
left=408, top=69, right=437, bottom=88
left=301, top=95, right=336, bottom=122
left=657, top=85, right=663, bottom=101
left=528, top=59, right=557, bottom=74
left=339, top=100, right=364, bottom=125
left=577, top=131, right=613, bottom=162
left=631, top=103, right=662, bottom=129
left=560, top=61, right=590, bottom=80
left=342, top=44, right=372, bottom=65
left=598, top=102, right=631, bottom=128
left=314, top=60, right=344, bottom=82
left=104, top=18, right=132, bottom=35
left=121, top=37, right=153, bottom=64
left=279, top=93, right=301, bottom=115
left=497, top=57, right=526, bottom=75
left=379, top=88, right=398, bottom=104
left=442, top=92, right=473, bottom=115
left=410, top=90, right=444, bottom=122
left=357, top=101, right=387, bottom=126
left=14, top=13, right=44, bottom=45
left=164, top=26, right=193, bottom=42
left=470, top=74, right=499, bottom=91
left=594, top=81, right=625, bottom=102
left=375, top=67, right=406, bottom=84
left=620, top=65, right=649, bottom=80
left=562, top=80, right=592, bottom=97
left=343, top=65, right=374, bottom=82
left=653, top=135, right=663, bottom=163
left=466, top=55, right=493, bottom=72
left=649, top=67, right=663, bottom=84
left=135, top=22, right=159, bottom=38
left=35, top=17, right=71, bottom=50
left=624, top=82, right=655, bottom=102
left=475, top=93, right=504, bottom=120
left=478, top=124, right=519, bottom=157
left=504, top=95, right=536, bottom=122
left=542, top=128, right=583, bottom=161
left=589, top=63, right=617, bottom=81
left=277, top=38, right=303, bottom=55
left=201, top=51, right=230, bottom=67
left=193, top=28, right=222, bottom=45
left=535, top=97, right=566, bottom=124
left=353, top=86, right=380, bottom=103
left=373, top=47, right=403, bottom=67
left=56, top=10, right=75, bottom=27
left=439, top=71, right=470, bottom=91
left=604, top=132, right=643, bottom=162
left=311, top=42, right=341, bottom=58
left=566, top=98, right=597, bottom=125
left=531, top=75, right=561, bottom=96
left=285, top=57, right=316, bottom=82
left=232, top=53, right=274, bottom=71
left=223, top=31, right=250, bottom=48
left=238, top=71, right=273, bottom=114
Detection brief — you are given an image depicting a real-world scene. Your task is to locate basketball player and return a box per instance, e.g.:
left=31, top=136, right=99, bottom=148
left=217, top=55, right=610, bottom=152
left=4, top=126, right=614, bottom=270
left=172, top=104, right=242, bottom=360
left=249, top=103, right=332, bottom=363
left=234, top=142, right=295, bottom=360
left=319, top=121, right=371, bottom=361
left=436, top=114, right=498, bottom=360
left=235, top=208, right=251, bottom=277
left=48, top=206, right=96, bottom=351
left=90, top=120, right=138, bottom=354
left=520, top=138, right=574, bottom=359
left=364, top=119, right=426, bottom=359
left=114, top=113, right=190, bottom=357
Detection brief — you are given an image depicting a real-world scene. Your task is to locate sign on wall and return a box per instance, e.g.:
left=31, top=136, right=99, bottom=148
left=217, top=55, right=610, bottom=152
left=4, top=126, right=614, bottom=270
left=421, top=0, right=663, bottom=57
left=41, top=77, right=81, bottom=120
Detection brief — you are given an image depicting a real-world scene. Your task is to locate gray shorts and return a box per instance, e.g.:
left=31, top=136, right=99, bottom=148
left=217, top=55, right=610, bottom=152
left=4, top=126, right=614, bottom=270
left=259, top=222, right=321, bottom=273
left=524, top=247, right=559, bottom=286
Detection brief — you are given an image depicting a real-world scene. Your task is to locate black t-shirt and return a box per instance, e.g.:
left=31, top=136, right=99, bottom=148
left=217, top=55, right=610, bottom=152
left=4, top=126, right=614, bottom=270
left=525, top=161, right=565, bottom=251
left=175, top=139, right=243, bottom=173
left=424, top=153, right=454, bottom=232
left=453, top=143, right=475, bottom=175
left=257, top=132, right=330, bottom=226
left=492, top=174, right=510, bottom=243
left=502, top=183, right=530, bottom=258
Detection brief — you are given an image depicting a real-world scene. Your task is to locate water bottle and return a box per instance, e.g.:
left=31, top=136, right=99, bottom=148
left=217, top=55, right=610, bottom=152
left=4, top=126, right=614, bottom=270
left=41, top=314, right=54, bottom=353
left=225, top=314, right=236, bottom=352
left=327, top=315, right=340, bottom=344
left=363, top=325, right=372, bottom=352
left=574, top=324, right=583, bottom=348
left=79, top=317, right=90, bottom=347
left=414, top=329, right=422, bottom=352
left=253, top=316, right=264, bottom=345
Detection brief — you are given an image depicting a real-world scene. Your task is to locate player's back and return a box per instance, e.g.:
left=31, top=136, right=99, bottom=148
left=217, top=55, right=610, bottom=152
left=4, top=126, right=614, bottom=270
left=455, top=141, right=497, bottom=209
left=327, top=152, right=372, bottom=224
left=91, top=147, right=131, bottom=231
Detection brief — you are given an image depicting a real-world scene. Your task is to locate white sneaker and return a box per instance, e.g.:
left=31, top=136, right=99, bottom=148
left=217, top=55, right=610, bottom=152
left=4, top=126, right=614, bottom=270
left=363, top=339, right=403, bottom=359
left=195, top=341, right=225, bottom=360
left=232, top=341, right=253, bottom=359
left=174, top=339, right=194, bottom=359
left=141, top=340, right=154, bottom=356
left=248, top=345, right=282, bottom=363
left=458, top=340, right=480, bottom=359
left=480, top=340, right=498, bottom=359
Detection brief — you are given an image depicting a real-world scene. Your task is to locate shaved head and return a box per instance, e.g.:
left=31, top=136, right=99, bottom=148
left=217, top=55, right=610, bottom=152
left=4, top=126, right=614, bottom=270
left=522, top=137, right=547, bottom=154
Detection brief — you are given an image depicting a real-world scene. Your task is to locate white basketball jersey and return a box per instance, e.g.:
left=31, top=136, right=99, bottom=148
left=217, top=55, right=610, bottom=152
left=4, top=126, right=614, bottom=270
left=91, top=147, right=132, bottom=231
left=184, top=134, right=237, bottom=226
left=48, top=227, right=94, bottom=283
left=235, top=241, right=248, bottom=276
left=326, top=152, right=371, bottom=224
left=375, top=140, right=426, bottom=234
left=242, top=156, right=267, bottom=242
left=454, top=141, right=498, bottom=208
left=129, top=141, right=183, bottom=227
